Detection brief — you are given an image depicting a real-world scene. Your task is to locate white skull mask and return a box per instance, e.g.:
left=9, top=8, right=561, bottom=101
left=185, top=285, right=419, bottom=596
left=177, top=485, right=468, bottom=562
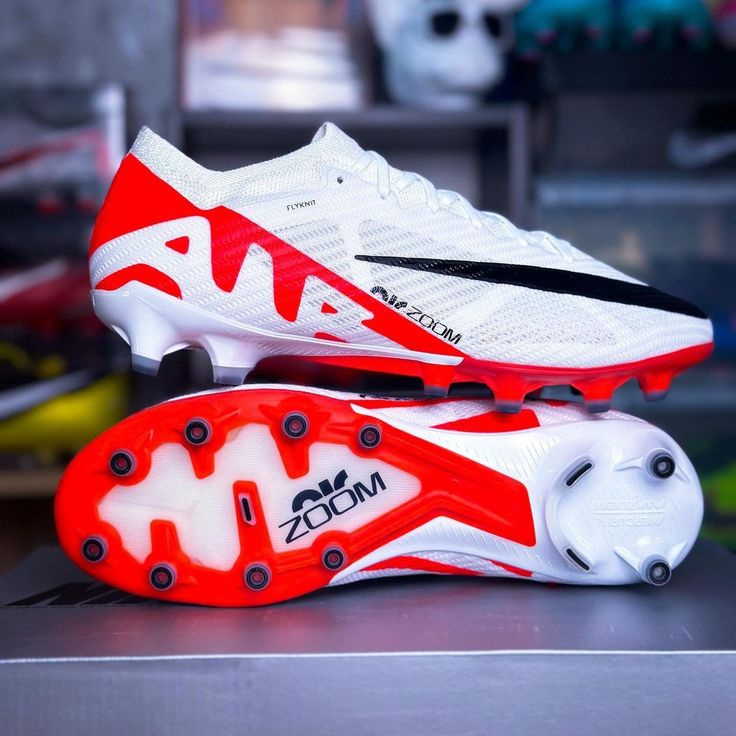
left=368, top=0, right=527, bottom=109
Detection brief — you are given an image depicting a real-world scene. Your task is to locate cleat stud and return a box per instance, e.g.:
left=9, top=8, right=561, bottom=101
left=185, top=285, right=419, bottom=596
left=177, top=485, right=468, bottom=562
left=244, top=563, right=271, bottom=591
left=149, top=563, right=176, bottom=591
left=639, top=371, right=673, bottom=399
left=81, top=536, right=107, bottom=563
left=576, top=379, right=618, bottom=412
left=358, top=423, right=382, bottom=449
left=650, top=452, right=676, bottom=479
left=282, top=412, right=309, bottom=439
left=184, top=418, right=211, bottom=446
left=205, top=336, right=262, bottom=385
left=644, top=558, right=672, bottom=586
left=109, top=450, right=135, bottom=477
left=421, top=365, right=453, bottom=397
left=495, top=400, right=523, bottom=414
left=212, top=365, right=249, bottom=386
left=490, top=375, right=528, bottom=413
left=322, top=546, right=346, bottom=571
left=574, top=377, right=626, bottom=413
left=131, top=354, right=161, bottom=376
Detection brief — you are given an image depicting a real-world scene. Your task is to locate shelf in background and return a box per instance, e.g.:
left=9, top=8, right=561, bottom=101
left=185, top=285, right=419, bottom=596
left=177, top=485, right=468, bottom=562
left=536, top=171, right=736, bottom=207
left=541, top=49, right=736, bottom=90
left=183, top=104, right=527, bottom=135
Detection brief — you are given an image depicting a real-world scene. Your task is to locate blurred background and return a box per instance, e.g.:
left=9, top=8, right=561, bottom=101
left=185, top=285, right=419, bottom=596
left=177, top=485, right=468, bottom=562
left=0, top=0, right=734, bottom=573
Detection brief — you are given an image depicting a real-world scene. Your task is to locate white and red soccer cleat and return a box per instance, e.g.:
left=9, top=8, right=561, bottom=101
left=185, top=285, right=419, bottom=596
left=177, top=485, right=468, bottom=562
left=56, top=385, right=702, bottom=606
left=88, top=124, right=713, bottom=411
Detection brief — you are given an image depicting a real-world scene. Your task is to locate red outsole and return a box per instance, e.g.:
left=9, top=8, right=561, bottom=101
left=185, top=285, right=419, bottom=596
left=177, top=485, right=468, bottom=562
left=305, top=341, right=714, bottom=409
left=55, top=388, right=537, bottom=607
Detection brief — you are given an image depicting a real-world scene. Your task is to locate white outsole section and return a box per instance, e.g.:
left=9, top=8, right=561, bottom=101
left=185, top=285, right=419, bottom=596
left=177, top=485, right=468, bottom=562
left=92, top=283, right=461, bottom=383
left=330, top=413, right=703, bottom=586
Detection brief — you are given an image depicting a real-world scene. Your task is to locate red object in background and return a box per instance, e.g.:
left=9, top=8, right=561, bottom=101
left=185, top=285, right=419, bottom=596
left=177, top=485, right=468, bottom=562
left=0, top=260, right=100, bottom=336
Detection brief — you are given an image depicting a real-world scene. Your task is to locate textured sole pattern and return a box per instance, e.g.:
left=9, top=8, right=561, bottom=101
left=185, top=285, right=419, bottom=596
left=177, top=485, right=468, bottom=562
left=56, top=386, right=703, bottom=606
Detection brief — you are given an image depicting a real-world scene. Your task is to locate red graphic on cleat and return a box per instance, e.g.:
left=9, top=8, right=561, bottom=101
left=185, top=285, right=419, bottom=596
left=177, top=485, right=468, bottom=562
left=165, top=236, right=190, bottom=254
left=96, top=265, right=182, bottom=299
left=55, top=388, right=537, bottom=606
left=91, top=154, right=462, bottom=357
left=365, top=555, right=483, bottom=577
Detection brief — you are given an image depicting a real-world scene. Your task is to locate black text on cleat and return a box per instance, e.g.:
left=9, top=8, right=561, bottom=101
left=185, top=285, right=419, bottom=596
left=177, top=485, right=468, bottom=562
left=245, top=564, right=271, bottom=591
left=149, top=564, right=176, bottom=591
left=184, top=418, right=211, bottom=445
left=644, top=558, right=672, bottom=586
left=282, top=412, right=309, bottom=439
left=109, top=450, right=135, bottom=477
left=650, top=453, right=676, bottom=479
left=322, top=546, right=346, bottom=571
left=81, top=536, right=107, bottom=563
left=358, top=424, right=382, bottom=449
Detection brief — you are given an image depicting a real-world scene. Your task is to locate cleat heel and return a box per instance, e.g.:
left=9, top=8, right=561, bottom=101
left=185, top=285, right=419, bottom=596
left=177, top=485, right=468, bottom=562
left=93, top=287, right=181, bottom=375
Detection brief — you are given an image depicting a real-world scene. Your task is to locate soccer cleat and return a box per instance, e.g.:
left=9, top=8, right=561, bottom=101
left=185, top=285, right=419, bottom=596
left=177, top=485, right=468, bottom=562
left=88, top=124, right=712, bottom=410
left=56, top=385, right=703, bottom=606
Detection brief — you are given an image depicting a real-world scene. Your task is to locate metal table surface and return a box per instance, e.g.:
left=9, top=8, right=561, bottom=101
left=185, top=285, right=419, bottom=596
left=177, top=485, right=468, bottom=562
left=1, top=541, right=735, bottom=735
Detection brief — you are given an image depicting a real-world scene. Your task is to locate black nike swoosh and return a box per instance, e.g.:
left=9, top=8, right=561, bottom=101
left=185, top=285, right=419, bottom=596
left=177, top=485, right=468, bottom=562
left=354, top=255, right=706, bottom=319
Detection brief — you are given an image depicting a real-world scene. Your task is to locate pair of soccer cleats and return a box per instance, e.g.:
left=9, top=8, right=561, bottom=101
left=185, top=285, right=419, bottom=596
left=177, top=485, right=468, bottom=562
left=56, top=124, right=711, bottom=606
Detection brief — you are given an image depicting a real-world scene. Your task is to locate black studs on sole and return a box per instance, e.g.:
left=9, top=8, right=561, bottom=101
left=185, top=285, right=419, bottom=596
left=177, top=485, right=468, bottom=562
left=244, top=564, right=271, bottom=591
left=650, top=453, right=676, bottom=479
left=149, top=564, right=176, bottom=591
left=184, top=418, right=211, bottom=445
left=358, top=424, right=382, bottom=449
left=282, top=412, right=309, bottom=439
left=81, top=536, right=107, bottom=563
left=644, top=559, right=672, bottom=586
left=322, top=546, right=346, bottom=571
left=109, top=450, right=135, bottom=477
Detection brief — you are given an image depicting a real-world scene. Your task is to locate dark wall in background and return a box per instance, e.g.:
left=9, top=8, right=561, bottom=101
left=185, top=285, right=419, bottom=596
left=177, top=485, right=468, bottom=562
left=0, top=0, right=179, bottom=139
